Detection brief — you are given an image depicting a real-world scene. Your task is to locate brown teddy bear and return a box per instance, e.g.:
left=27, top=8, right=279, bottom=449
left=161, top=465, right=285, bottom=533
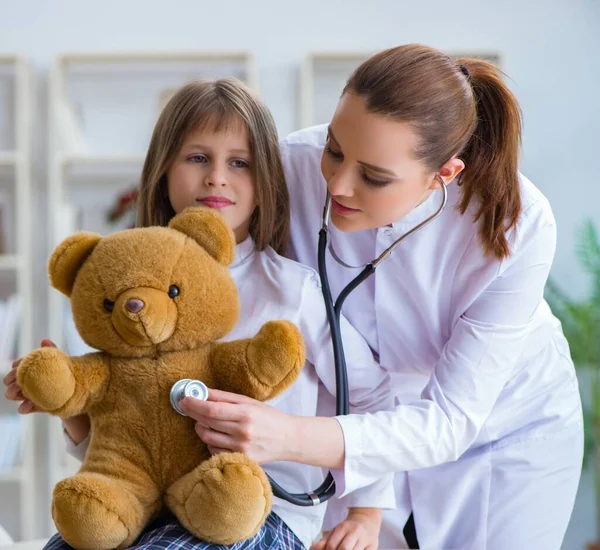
left=17, top=207, right=305, bottom=550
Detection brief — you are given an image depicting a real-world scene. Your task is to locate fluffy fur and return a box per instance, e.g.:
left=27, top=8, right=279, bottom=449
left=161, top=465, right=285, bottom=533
left=18, top=207, right=305, bottom=549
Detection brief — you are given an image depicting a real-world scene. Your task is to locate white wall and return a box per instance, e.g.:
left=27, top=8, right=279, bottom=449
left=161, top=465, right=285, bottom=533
left=1, top=0, right=598, bottom=546
left=1, top=0, right=596, bottom=286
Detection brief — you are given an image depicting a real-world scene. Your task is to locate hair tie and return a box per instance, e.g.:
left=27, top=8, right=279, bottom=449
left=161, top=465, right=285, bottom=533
left=459, top=64, right=470, bottom=79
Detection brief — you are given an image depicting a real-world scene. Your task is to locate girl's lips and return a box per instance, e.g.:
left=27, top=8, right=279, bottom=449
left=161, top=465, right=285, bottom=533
left=198, top=196, right=234, bottom=208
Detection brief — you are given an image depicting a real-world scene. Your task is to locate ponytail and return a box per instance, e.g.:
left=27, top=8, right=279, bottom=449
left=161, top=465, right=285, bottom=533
left=457, top=59, right=523, bottom=259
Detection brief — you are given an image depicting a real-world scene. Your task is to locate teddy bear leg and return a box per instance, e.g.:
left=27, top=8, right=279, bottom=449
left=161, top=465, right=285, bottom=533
left=165, top=452, right=272, bottom=544
left=52, top=472, right=161, bottom=550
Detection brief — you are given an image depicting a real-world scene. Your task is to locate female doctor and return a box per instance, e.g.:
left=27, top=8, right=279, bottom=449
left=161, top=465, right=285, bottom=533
left=184, top=44, right=584, bottom=549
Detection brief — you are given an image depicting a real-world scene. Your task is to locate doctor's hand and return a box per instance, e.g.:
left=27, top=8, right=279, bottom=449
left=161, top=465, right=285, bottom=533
left=180, top=389, right=299, bottom=464
left=311, top=508, right=381, bottom=550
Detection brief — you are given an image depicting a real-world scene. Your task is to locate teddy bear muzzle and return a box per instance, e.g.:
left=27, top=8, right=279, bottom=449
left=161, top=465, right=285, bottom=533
left=112, top=287, right=178, bottom=346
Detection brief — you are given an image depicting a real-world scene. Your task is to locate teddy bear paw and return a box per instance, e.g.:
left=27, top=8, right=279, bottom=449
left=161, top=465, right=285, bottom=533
left=166, top=452, right=272, bottom=544
left=17, top=348, right=75, bottom=411
left=53, top=473, right=149, bottom=549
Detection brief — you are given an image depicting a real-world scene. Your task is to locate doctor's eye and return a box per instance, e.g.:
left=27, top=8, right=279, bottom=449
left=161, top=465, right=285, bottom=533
left=325, top=146, right=343, bottom=160
left=362, top=173, right=390, bottom=187
left=103, top=299, right=115, bottom=312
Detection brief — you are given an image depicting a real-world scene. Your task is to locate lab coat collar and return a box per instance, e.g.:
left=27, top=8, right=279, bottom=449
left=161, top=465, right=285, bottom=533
left=232, top=235, right=256, bottom=267
left=391, top=179, right=455, bottom=231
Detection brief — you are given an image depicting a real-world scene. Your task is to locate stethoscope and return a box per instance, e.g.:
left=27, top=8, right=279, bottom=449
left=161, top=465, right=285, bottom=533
left=171, top=177, right=447, bottom=507
left=271, top=176, right=448, bottom=506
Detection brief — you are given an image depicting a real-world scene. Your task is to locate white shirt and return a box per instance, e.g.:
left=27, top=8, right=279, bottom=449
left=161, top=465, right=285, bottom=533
left=281, top=124, right=582, bottom=499
left=65, top=236, right=396, bottom=549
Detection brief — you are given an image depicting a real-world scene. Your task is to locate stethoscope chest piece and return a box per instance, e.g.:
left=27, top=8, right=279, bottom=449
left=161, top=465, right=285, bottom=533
left=170, top=379, right=209, bottom=416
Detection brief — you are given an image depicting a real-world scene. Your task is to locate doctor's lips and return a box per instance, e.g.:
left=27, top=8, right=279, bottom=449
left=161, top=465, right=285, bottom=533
left=197, top=196, right=234, bottom=209
left=331, top=197, right=360, bottom=216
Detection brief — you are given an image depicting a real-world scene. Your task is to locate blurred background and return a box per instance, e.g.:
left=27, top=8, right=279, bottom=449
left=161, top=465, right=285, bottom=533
left=0, top=0, right=598, bottom=547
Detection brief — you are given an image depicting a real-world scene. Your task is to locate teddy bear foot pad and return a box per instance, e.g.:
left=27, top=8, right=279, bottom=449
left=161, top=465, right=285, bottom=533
left=166, top=452, right=272, bottom=545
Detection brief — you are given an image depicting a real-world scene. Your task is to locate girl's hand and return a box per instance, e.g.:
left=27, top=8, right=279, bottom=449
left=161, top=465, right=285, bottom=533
left=180, top=388, right=300, bottom=463
left=311, top=508, right=381, bottom=550
left=3, top=339, right=91, bottom=444
left=3, top=339, right=57, bottom=413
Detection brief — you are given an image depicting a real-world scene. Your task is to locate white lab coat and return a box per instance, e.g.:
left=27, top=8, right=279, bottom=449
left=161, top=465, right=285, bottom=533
left=281, top=124, right=584, bottom=550
left=65, top=236, right=396, bottom=549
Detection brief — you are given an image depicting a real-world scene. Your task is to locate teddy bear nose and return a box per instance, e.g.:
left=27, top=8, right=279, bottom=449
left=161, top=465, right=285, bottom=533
left=125, top=298, right=144, bottom=313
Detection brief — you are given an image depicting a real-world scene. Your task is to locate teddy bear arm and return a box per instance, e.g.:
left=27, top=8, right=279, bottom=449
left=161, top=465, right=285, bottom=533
left=18, top=348, right=106, bottom=414
left=211, top=320, right=305, bottom=402
left=52, top=353, right=111, bottom=417
left=210, top=340, right=270, bottom=401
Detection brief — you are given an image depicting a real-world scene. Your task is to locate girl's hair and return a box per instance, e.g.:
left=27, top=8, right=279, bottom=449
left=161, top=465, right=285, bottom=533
left=345, top=44, right=522, bottom=259
left=136, top=78, right=290, bottom=255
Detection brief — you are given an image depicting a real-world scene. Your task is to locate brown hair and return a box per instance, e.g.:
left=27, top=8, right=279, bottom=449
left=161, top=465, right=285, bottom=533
left=345, top=44, right=522, bottom=259
left=136, top=78, right=290, bottom=255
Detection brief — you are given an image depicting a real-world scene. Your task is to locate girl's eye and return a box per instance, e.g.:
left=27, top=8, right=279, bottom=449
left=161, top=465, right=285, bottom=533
left=362, top=173, right=390, bottom=187
left=189, top=155, right=207, bottom=163
left=231, top=159, right=249, bottom=168
left=325, top=146, right=343, bottom=160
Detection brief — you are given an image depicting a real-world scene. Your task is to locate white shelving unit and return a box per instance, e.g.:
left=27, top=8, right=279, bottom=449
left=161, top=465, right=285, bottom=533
left=45, top=51, right=258, bottom=536
left=0, top=55, right=34, bottom=542
left=299, top=50, right=501, bottom=128
left=299, top=52, right=371, bottom=129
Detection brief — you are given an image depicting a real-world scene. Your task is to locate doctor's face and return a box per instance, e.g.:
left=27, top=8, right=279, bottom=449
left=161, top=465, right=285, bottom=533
left=321, top=93, right=443, bottom=232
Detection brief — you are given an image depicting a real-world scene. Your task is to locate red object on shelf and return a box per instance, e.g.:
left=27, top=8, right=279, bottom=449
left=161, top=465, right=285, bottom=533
left=107, top=187, right=139, bottom=223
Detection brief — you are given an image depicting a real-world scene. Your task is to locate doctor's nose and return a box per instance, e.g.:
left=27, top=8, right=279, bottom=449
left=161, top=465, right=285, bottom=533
left=327, top=169, right=354, bottom=198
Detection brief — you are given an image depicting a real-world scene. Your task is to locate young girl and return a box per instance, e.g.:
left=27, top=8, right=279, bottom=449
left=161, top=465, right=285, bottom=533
left=4, top=79, right=394, bottom=550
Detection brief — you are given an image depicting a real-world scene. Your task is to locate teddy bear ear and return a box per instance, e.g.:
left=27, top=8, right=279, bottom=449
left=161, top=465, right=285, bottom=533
left=49, top=232, right=103, bottom=297
left=168, top=207, right=236, bottom=266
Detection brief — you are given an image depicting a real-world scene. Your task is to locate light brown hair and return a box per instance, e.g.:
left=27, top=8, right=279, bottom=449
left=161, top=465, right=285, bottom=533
left=345, top=44, right=522, bottom=259
left=136, top=78, right=290, bottom=255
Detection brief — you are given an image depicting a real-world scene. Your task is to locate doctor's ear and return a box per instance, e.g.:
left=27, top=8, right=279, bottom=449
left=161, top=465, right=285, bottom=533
left=431, top=158, right=465, bottom=188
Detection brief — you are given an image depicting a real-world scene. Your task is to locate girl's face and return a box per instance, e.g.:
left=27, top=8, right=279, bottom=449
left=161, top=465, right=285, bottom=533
left=167, top=118, right=257, bottom=243
left=321, top=93, right=463, bottom=232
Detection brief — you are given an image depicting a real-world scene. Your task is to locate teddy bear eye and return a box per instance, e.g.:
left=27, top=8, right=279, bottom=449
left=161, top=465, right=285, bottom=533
left=168, top=285, right=180, bottom=299
left=103, top=299, right=115, bottom=312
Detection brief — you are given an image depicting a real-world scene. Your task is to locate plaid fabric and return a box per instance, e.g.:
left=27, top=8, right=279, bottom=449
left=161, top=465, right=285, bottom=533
left=43, top=512, right=305, bottom=550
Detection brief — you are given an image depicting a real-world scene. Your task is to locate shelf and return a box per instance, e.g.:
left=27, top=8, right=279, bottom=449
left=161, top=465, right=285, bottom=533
left=0, top=466, right=26, bottom=483
left=0, top=151, right=18, bottom=167
left=0, top=53, right=34, bottom=542
left=0, top=255, right=21, bottom=270
left=61, top=154, right=146, bottom=167
left=307, top=52, right=372, bottom=62
left=60, top=155, right=145, bottom=187
left=59, top=51, right=253, bottom=64
left=300, top=52, right=371, bottom=128
left=56, top=52, right=257, bottom=89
